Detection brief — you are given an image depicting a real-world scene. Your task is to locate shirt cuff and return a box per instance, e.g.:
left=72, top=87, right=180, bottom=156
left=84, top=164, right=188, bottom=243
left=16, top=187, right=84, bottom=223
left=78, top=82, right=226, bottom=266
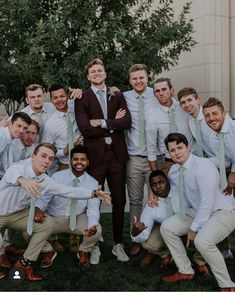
left=100, top=119, right=107, bottom=129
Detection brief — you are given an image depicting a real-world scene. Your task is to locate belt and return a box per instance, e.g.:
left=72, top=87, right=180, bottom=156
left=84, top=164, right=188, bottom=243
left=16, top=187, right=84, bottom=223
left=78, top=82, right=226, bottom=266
left=164, top=157, right=174, bottom=163
left=135, top=155, right=147, bottom=158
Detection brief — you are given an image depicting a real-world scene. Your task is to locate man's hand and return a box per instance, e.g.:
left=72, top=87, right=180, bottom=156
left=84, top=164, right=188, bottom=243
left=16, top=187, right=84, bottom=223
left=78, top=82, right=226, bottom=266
left=83, top=225, right=98, bottom=237
left=109, top=86, right=120, bottom=95
left=68, top=87, right=83, bottom=100
left=131, top=216, right=147, bottom=237
left=90, top=119, right=101, bottom=127
left=17, top=177, right=44, bottom=198
left=228, top=172, right=235, bottom=189
left=74, top=139, right=81, bottom=147
left=115, top=108, right=126, bottom=119
left=186, top=229, right=197, bottom=247
left=223, top=185, right=233, bottom=195
left=148, top=191, right=159, bottom=208
left=34, top=207, right=46, bottom=223
left=93, top=186, right=111, bottom=205
left=0, top=117, right=10, bottom=127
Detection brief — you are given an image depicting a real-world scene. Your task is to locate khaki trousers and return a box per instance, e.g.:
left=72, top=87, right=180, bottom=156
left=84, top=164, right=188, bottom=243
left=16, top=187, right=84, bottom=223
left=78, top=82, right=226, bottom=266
left=126, top=155, right=151, bottom=226
left=142, top=223, right=169, bottom=258
left=41, top=213, right=101, bottom=253
left=0, top=208, right=54, bottom=261
left=161, top=211, right=235, bottom=288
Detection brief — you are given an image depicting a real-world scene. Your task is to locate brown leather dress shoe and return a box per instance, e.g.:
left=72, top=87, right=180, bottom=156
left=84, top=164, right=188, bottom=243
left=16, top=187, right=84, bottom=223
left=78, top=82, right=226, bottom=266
left=162, top=272, right=195, bottom=283
left=48, top=240, right=64, bottom=253
left=129, top=243, right=142, bottom=256
left=78, top=251, right=89, bottom=267
left=70, top=234, right=80, bottom=253
left=14, top=260, right=42, bottom=281
left=0, top=272, right=6, bottom=279
left=5, top=244, right=25, bottom=256
left=40, top=251, right=57, bottom=268
left=0, top=254, right=13, bottom=269
left=220, top=288, right=235, bottom=292
left=139, top=253, right=156, bottom=268
left=160, top=254, right=173, bottom=267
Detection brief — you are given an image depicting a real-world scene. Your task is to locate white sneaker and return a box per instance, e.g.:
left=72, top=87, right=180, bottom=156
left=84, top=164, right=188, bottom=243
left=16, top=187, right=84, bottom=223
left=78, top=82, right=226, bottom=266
left=112, top=244, right=129, bottom=262
left=90, top=246, right=101, bottom=265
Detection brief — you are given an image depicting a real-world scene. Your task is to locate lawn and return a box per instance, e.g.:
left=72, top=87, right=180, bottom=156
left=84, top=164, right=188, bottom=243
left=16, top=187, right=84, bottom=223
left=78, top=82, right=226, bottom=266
left=1, top=213, right=235, bottom=291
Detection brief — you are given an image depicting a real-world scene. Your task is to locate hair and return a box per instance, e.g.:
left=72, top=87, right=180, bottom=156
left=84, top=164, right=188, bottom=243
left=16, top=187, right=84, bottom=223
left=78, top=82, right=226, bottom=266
left=128, top=64, right=148, bottom=77
left=49, top=82, right=68, bottom=98
left=153, top=78, right=172, bottom=89
left=149, top=170, right=168, bottom=183
left=11, top=112, right=32, bottom=125
left=30, top=119, right=40, bottom=133
left=70, top=145, right=89, bottom=160
left=33, top=143, right=57, bottom=155
left=202, top=97, right=225, bottom=112
left=25, top=84, right=43, bottom=97
left=177, top=87, right=198, bottom=102
left=85, top=58, right=104, bottom=75
left=164, top=133, right=188, bottom=150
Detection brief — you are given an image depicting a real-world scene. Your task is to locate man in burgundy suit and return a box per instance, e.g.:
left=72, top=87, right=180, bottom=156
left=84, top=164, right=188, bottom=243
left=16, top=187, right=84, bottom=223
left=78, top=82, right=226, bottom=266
left=75, top=58, right=131, bottom=261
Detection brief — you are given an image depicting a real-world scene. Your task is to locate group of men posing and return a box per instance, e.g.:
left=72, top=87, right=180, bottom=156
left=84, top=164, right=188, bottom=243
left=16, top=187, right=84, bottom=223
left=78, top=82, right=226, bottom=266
left=0, top=58, right=235, bottom=291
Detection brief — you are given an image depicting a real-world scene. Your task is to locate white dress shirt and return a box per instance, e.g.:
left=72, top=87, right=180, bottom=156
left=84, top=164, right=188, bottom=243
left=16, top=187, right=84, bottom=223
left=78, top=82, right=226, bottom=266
left=36, top=170, right=100, bottom=228
left=0, top=159, right=95, bottom=216
left=0, top=127, right=13, bottom=178
left=124, top=87, right=159, bottom=156
left=188, top=107, right=215, bottom=157
left=207, top=115, right=235, bottom=171
left=168, top=154, right=235, bottom=232
left=12, top=138, right=35, bottom=163
left=131, top=194, right=181, bottom=243
left=146, top=98, right=194, bottom=161
left=41, top=109, right=82, bottom=164
left=20, top=102, right=55, bottom=124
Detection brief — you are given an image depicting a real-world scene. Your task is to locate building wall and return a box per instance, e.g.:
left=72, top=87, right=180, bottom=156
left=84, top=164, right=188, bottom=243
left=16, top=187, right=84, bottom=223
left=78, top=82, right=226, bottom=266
left=153, top=0, right=234, bottom=116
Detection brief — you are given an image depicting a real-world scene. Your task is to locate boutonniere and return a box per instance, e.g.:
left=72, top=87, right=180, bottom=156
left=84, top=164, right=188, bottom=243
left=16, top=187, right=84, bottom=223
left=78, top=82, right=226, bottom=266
left=107, top=88, right=115, bottom=101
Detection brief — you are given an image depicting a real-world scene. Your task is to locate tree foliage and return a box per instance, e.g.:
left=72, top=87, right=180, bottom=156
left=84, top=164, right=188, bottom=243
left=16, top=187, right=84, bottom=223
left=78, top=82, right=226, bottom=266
left=0, top=0, right=196, bottom=114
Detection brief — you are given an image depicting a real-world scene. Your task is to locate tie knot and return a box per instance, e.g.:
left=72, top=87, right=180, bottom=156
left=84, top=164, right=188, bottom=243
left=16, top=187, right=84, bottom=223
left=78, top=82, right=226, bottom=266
left=73, top=177, right=80, bottom=184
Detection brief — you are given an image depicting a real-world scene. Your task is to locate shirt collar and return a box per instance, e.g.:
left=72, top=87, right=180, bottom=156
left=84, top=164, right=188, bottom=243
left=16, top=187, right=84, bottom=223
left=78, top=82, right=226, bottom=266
left=194, top=106, right=204, bottom=121
left=91, top=85, right=107, bottom=96
left=175, top=153, right=194, bottom=171
left=5, top=127, right=12, bottom=143
left=220, top=115, right=230, bottom=134
left=70, top=169, right=86, bottom=183
left=159, top=97, right=177, bottom=113
left=27, top=104, right=48, bottom=115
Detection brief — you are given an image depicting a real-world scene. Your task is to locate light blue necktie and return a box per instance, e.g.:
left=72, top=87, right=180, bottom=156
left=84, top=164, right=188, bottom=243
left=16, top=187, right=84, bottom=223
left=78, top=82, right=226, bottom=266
left=138, top=95, right=145, bottom=151
left=69, top=178, right=79, bottom=231
left=218, top=133, right=227, bottom=189
left=178, top=166, right=186, bottom=220
left=66, top=112, right=74, bottom=160
left=27, top=196, right=36, bottom=235
left=194, top=119, right=204, bottom=157
left=21, top=147, right=28, bottom=160
left=164, top=197, right=174, bottom=217
left=35, top=111, right=44, bottom=142
left=168, top=108, right=177, bottom=132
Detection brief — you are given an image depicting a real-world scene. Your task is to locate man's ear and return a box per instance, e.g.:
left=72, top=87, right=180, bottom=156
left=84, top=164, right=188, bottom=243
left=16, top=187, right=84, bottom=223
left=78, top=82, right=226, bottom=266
left=26, top=97, right=29, bottom=105
left=187, top=144, right=192, bottom=152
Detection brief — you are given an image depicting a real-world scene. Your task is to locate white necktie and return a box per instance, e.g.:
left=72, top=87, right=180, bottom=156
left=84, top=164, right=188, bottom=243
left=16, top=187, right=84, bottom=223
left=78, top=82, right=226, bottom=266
left=194, top=119, right=204, bottom=157
left=66, top=112, right=74, bottom=160
left=138, top=95, right=145, bottom=151
left=164, top=197, right=174, bottom=217
left=69, top=178, right=79, bottom=231
left=178, top=166, right=186, bottom=220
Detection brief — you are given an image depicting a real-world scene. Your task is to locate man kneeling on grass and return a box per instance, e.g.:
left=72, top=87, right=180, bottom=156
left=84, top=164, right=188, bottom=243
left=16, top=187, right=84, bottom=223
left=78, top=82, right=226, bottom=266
left=0, top=143, right=110, bottom=281
left=131, top=170, right=208, bottom=276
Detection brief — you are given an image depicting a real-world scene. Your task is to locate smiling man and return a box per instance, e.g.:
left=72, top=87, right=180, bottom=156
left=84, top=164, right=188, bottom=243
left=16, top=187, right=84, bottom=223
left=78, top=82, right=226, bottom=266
left=0, top=143, right=110, bottom=280
left=34, top=145, right=102, bottom=268
left=75, top=58, right=131, bottom=262
left=202, top=97, right=235, bottom=190
left=160, top=133, right=235, bottom=291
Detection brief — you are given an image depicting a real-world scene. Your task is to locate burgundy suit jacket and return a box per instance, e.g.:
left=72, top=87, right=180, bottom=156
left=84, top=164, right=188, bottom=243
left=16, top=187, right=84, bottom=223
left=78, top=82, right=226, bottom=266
left=75, top=87, right=131, bottom=166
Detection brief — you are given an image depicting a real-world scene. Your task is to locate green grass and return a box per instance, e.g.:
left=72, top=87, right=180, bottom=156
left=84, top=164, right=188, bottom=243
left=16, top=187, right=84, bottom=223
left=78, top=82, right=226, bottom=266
left=1, top=213, right=235, bottom=291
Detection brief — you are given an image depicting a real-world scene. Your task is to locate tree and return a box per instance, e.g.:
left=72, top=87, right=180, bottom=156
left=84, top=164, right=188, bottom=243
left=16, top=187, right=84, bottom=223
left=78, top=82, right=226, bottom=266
left=0, top=0, right=196, bottom=114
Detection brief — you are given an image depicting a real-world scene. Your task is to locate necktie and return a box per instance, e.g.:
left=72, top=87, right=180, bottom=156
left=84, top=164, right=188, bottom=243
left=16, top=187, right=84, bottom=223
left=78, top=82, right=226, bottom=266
left=21, top=147, right=28, bottom=160
left=66, top=112, right=74, bottom=160
left=27, top=196, right=36, bottom=235
left=69, top=178, right=79, bottom=231
left=138, top=95, right=145, bottom=151
left=35, top=111, right=44, bottom=142
left=178, top=166, right=186, bottom=220
left=2, top=143, right=13, bottom=170
left=194, top=119, right=204, bottom=157
left=97, top=90, right=112, bottom=145
left=164, top=196, right=174, bottom=217
left=218, top=133, right=227, bottom=189
left=168, top=108, right=177, bottom=132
